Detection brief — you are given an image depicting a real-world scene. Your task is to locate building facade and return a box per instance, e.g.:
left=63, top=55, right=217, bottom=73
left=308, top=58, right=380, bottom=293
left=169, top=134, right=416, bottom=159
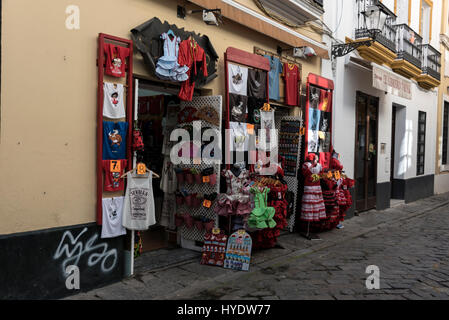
left=322, top=0, right=442, bottom=213
left=0, top=0, right=328, bottom=299
left=434, top=0, right=449, bottom=193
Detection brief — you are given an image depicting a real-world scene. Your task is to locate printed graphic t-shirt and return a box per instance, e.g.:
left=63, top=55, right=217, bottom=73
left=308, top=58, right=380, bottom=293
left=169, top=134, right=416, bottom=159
left=102, top=159, right=128, bottom=192
left=103, top=121, right=128, bottom=160
left=101, top=197, right=127, bottom=239
left=104, top=43, right=130, bottom=78
left=103, top=82, right=126, bottom=119
left=263, top=55, right=283, bottom=101
left=228, top=63, right=248, bottom=96
left=283, top=63, right=300, bottom=106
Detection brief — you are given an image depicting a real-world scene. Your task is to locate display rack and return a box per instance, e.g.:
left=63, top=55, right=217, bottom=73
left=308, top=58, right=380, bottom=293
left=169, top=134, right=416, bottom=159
left=96, top=33, right=134, bottom=225
left=224, top=47, right=271, bottom=170
left=176, top=96, right=223, bottom=250
left=275, top=115, right=303, bottom=232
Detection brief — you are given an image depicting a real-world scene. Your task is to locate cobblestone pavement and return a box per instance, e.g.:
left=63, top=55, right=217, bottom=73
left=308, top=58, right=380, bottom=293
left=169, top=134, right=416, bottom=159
left=68, top=193, right=449, bottom=300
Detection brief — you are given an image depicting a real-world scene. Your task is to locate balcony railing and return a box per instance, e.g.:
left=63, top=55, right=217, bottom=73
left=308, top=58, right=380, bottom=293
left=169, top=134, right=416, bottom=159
left=394, top=24, right=423, bottom=69
left=420, top=44, right=441, bottom=80
left=355, top=0, right=397, bottom=53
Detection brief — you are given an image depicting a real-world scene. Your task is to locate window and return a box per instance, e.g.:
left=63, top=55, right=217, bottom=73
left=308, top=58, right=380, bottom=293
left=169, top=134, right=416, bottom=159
left=445, top=49, right=449, bottom=77
left=417, top=111, right=426, bottom=176
left=420, top=0, right=432, bottom=43
left=443, top=102, right=449, bottom=166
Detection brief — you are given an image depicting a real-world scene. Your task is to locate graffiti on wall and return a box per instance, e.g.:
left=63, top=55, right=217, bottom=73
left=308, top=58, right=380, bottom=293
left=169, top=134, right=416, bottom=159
left=53, top=227, right=118, bottom=275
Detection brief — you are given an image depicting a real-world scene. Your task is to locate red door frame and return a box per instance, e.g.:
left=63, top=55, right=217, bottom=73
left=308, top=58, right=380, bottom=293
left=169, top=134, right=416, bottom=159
left=96, top=33, right=134, bottom=225
left=224, top=47, right=270, bottom=169
left=304, top=73, right=334, bottom=168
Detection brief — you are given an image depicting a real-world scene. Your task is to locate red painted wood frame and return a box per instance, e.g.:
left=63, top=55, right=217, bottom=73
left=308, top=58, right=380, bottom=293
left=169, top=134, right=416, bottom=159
left=224, top=47, right=270, bottom=170
left=304, top=73, right=334, bottom=168
left=96, top=33, right=134, bottom=225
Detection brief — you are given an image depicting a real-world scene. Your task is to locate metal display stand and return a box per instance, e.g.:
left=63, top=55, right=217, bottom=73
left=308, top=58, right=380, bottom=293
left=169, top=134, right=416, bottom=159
left=177, top=96, right=223, bottom=252
left=275, top=115, right=303, bottom=232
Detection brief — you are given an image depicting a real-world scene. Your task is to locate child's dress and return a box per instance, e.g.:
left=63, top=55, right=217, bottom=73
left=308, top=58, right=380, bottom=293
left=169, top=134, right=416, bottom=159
left=155, top=32, right=189, bottom=82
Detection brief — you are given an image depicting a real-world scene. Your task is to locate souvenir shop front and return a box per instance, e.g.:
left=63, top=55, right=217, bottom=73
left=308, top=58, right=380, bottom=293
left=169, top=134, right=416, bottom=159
left=97, top=14, right=355, bottom=273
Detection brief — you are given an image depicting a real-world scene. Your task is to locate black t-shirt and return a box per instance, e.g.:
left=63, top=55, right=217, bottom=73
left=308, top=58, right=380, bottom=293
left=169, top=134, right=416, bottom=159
left=247, top=97, right=265, bottom=125
left=247, top=69, right=267, bottom=99
left=229, top=93, right=248, bottom=122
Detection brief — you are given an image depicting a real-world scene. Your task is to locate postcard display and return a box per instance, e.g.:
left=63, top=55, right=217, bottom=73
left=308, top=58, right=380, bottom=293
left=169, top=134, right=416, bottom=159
left=96, top=33, right=134, bottom=224
left=275, top=116, right=303, bottom=232
left=177, top=96, right=223, bottom=251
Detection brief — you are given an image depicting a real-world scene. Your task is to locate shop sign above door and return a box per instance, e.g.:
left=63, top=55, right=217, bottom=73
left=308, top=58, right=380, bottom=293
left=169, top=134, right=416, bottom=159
left=372, top=64, right=412, bottom=100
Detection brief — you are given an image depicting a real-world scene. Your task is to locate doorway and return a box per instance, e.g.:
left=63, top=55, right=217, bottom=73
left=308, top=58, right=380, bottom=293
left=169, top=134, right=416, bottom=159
left=390, top=104, right=397, bottom=198
left=355, top=91, right=379, bottom=212
left=133, top=79, right=181, bottom=253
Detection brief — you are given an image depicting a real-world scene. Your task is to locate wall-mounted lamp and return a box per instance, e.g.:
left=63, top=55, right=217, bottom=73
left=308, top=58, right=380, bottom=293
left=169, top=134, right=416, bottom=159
left=177, top=6, right=222, bottom=26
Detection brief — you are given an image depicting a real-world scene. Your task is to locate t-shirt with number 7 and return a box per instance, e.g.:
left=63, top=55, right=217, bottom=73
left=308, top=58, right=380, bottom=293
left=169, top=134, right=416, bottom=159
left=102, top=159, right=127, bottom=192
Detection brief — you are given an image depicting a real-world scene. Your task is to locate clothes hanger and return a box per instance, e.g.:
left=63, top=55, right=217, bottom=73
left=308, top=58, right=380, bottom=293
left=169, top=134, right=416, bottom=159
left=120, top=164, right=160, bottom=179
left=167, top=29, right=175, bottom=39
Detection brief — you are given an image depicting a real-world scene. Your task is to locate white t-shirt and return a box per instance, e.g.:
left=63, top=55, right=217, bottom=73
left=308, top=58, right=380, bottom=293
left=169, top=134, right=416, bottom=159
left=103, top=82, right=126, bottom=119
left=228, top=63, right=248, bottom=96
left=101, top=197, right=127, bottom=239
left=229, top=121, right=249, bottom=151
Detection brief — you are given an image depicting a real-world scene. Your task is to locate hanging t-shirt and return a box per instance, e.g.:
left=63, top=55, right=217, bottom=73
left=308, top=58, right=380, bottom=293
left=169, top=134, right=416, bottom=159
left=283, top=63, right=300, bottom=106
left=260, top=110, right=277, bottom=151
left=104, top=43, right=129, bottom=78
left=263, top=55, right=283, bottom=101
left=247, top=69, right=267, bottom=99
left=228, top=63, right=248, bottom=96
left=103, top=83, right=126, bottom=119
left=229, top=121, right=249, bottom=151
left=101, top=197, right=127, bottom=239
left=247, top=97, right=264, bottom=125
left=229, top=93, right=248, bottom=123
left=103, top=121, right=128, bottom=160
left=122, top=172, right=156, bottom=230
left=160, top=157, right=177, bottom=194
left=102, top=159, right=127, bottom=192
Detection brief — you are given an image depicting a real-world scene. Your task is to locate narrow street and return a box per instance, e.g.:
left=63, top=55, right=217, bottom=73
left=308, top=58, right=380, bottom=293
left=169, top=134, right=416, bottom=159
left=68, top=193, right=449, bottom=300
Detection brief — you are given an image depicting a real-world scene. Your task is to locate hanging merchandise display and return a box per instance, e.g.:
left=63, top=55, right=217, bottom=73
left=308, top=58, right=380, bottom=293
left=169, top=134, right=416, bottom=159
left=247, top=69, right=267, bottom=99
left=178, top=37, right=208, bottom=101
left=104, top=43, right=130, bottom=78
left=155, top=30, right=189, bottom=82
left=102, top=121, right=129, bottom=160
left=101, top=197, right=127, bottom=239
left=228, top=63, right=249, bottom=96
left=97, top=34, right=134, bottom=226
left=263, top=54, right=283, bottom=101
left=131, top=17, right=219, bottom=88
left=224, top=230, right=252, bottom=271
left=173, top=96, right=222, bottom=249
left=102, top=159, right=128, bottom=192
left=299, top=74, right=355, bottom=235
left=103, top=82, right=126, bottom=119
left=229, top=93, right=248, bottom=123
left=283, top=63, right=300, bottom=106
left=122, top=170, right=157, bottom=231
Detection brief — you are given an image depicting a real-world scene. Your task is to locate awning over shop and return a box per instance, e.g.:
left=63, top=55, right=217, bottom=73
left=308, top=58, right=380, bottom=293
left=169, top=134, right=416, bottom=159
left=187, top=0, right=330, bottom=59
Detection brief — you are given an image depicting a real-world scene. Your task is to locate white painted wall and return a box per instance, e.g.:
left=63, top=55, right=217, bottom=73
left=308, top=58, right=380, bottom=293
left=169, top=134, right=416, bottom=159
left=323, top=0, right=440, bottom=189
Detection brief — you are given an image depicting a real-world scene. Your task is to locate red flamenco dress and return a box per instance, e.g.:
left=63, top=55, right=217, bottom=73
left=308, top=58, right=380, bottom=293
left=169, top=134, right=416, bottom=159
left=298, top=159, right=327, bottom=232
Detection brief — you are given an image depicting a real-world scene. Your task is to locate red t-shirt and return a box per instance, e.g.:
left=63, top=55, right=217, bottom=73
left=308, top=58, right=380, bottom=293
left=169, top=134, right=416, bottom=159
left=102, top=159, right=127, bottom=191
left=283, top=63, right=300, bottom=106
left=104, top=43, right=130, bottom=78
